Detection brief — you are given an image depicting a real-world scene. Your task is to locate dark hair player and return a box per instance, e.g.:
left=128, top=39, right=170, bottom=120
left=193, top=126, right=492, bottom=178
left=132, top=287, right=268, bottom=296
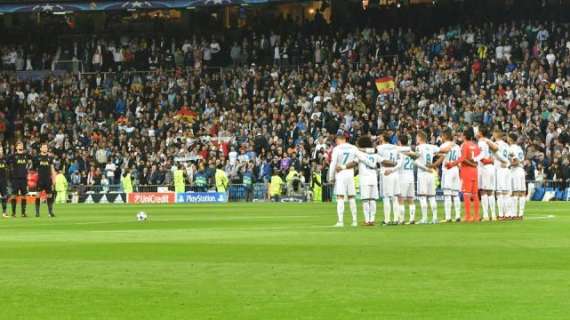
left=0, top=146, right=8, bottom=218
left=33, top=143, right=56, bottom=218
left=9, top=141, right=31, bottom=217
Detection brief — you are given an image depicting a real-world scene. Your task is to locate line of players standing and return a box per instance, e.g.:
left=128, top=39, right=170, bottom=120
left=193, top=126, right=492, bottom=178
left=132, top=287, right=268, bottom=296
left=328, top=127, right=526, bottom=227
left=0, top=142, right=56, bottom=218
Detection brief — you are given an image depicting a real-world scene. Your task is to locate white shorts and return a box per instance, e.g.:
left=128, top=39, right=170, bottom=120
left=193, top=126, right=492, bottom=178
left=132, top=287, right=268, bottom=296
left=382, top=173, right=399, bottom=197
left=442, top=168, right=460, bottom=194
left=399, top=182, right=415, bottom=199
left=478, top=165, right=495, bottom=191
left=360, top=184, right=379, bottom=200
left=495, top=167, right=511, bottom=193
left=511, top=167, right=526, bottom=192
left=335, top=172, right=356, bottom=197
left=417, top=173, right=436, bottom=196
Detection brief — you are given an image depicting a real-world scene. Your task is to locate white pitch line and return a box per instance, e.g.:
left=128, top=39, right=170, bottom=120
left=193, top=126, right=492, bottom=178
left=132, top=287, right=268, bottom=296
left=525, top=215, right=556, bottom=220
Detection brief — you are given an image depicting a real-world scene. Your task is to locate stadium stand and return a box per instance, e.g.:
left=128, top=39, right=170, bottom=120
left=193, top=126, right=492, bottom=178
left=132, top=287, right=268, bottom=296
left=0, top=2, right=569, bottom=202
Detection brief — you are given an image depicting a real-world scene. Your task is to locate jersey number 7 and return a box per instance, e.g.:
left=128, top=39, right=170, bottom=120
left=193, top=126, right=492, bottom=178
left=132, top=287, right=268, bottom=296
left=342, top=152, right=350, bottom=165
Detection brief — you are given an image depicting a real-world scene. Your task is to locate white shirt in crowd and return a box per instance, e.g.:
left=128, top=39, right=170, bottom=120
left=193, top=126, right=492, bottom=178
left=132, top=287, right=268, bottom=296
left=27, top=91, right=39, bottom=105
left=229, top=150, right=238, bottom=165
left=546, top=53, right=556, bottom=65
left=105, top=162, right=116, bottom=179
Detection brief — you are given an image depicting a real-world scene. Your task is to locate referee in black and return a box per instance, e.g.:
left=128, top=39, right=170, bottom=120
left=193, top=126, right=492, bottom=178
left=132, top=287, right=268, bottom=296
left=8, top=141, right=31, bottom=218
left=34, top=143, right=56, bottom=218
left=0, top=145, right=8, bottom=218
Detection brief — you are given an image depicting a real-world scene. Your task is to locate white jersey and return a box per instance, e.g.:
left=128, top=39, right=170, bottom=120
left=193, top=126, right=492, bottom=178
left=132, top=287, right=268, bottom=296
left=377, top=144, right=411, bottom=197
left=355, top=151, right=382, bottom=186
left=477, top=138, right=496, bottom=190
left=493, top=140, right=511, bottom=167
left=329, top=143, right=359, bottom=197
left=376, top=144, right=399, bottom=171
left=415, top=143, right=439, bottom=196
left=477, top=139, right=493, bottom=166
left=494, top=140, right=511, bottom=192
left=509, top=144, right=526, bottom=192
left=397, top=153, right=415, bottom=184
left=509, top=144, right=525, bottom=166
left=415, top=144, right=440, bottom=174
left=397, top=151, right=416, bottom=198
left=328, top=143, right=358, bottom=181
left=440, top=141, right=461, bottom=193
left=440, top=141, right=461, bottom=171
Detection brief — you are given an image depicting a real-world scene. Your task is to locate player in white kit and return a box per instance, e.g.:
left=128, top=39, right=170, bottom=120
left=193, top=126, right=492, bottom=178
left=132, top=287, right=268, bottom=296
left=412, top=131, right=440, bottom=224
left=328, top=134, right=359, bottom=227
left=385, top=135, right=416, bottom=224
left=475, top=127, right=496, bottom=221
left=433, top=129, right=462, bottom=222
left=485, top=129, right=512, bottom=220
left=376, top=133, right=401, bottom=225
left=508, top=133, right=526, bottom=219
left=346, top=136, right=383, bottom=225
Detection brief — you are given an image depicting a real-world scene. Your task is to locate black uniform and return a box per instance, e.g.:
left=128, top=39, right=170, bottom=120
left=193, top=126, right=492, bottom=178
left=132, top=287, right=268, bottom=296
left=9, top=153, right=30, bottom=196
left=34, top=155, right=53, bottom=193
left=0, top=157, right=7, bottom=197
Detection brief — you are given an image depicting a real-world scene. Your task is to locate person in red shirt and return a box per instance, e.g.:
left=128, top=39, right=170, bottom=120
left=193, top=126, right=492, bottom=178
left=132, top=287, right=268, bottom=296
left=447, top=127, right=481, bottom=222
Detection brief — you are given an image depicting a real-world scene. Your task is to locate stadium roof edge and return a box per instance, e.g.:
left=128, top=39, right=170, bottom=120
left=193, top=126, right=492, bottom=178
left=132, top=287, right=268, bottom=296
left=0, top=0, right=306, bottom=14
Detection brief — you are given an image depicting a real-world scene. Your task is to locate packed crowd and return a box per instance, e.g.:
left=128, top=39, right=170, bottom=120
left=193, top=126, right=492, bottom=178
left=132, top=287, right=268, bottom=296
left=1, top=19, right=570, bottom=192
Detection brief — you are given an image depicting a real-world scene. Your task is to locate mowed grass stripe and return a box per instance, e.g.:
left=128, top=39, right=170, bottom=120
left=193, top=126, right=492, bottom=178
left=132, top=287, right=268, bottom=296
left=0, top=202, right=568, bottom=320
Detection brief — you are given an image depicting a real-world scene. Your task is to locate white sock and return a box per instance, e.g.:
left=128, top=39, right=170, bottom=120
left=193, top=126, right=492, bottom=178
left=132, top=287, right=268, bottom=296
left=419, top=196, right=428, bottom=222
left=504, top=196, right=510, bottom=217
left=337, top=200, right=344, bottom=224
left=497, top=194, right=504, bottom=217
left=362, top=201, right=370, bottom=223
left=518, top=196, right=525, bottom=216
left=383, top=197, right=391, bottom=223
left=409, top=203, right=416, bottom=222
left=399, top=203, right=405, bottom=223
left=453, top=195, right=461, bottom=219
left=370, top=200, right=377, bottom=222
left=504, top=195, right=510, bottom=217
left=444, top=195, right=452, bottom=221
left=349, top=198, right=357, bottom=223
left=505, top=195, right=511, bottom=217
left=481, top=194, right=489, bottom=219
left=510, top=196, right=516, bottom=217
left=392, top=198, right=400, bottom=222
left=429, top=197, right=437, bottom=221
left=502, top=195, right=508, bottom=217
left=488, top=195, right=496, bottom=219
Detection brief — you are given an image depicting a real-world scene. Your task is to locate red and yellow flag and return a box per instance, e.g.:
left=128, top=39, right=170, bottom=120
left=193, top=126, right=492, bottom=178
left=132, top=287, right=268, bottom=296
left=375, top=77, right=395, bottom=93
left=175, top=107, right=197, bottom=123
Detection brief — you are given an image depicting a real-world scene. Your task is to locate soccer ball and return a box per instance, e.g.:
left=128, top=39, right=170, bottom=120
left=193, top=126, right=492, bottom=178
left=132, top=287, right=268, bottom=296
left=136, top=211, right=148, bottom=222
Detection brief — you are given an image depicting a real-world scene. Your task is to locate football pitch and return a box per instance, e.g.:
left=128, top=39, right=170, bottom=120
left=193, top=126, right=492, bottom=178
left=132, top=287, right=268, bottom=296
left=0, top=202, right=568, bottom=320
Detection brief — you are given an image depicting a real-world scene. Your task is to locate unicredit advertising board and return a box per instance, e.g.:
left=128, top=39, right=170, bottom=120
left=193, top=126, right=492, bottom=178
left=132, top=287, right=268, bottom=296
left=127, top=192, right=175, bottom=204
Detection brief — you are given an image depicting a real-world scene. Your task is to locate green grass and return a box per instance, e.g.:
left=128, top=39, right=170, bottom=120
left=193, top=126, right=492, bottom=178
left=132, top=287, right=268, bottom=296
left=0, top=202, right=569, bottom=320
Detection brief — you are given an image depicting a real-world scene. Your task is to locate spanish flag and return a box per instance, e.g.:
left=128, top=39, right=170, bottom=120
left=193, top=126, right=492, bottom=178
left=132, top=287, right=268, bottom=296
left=375, top=77, right=395, bottom=93
left=174, top=107, right=197, bottom=124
